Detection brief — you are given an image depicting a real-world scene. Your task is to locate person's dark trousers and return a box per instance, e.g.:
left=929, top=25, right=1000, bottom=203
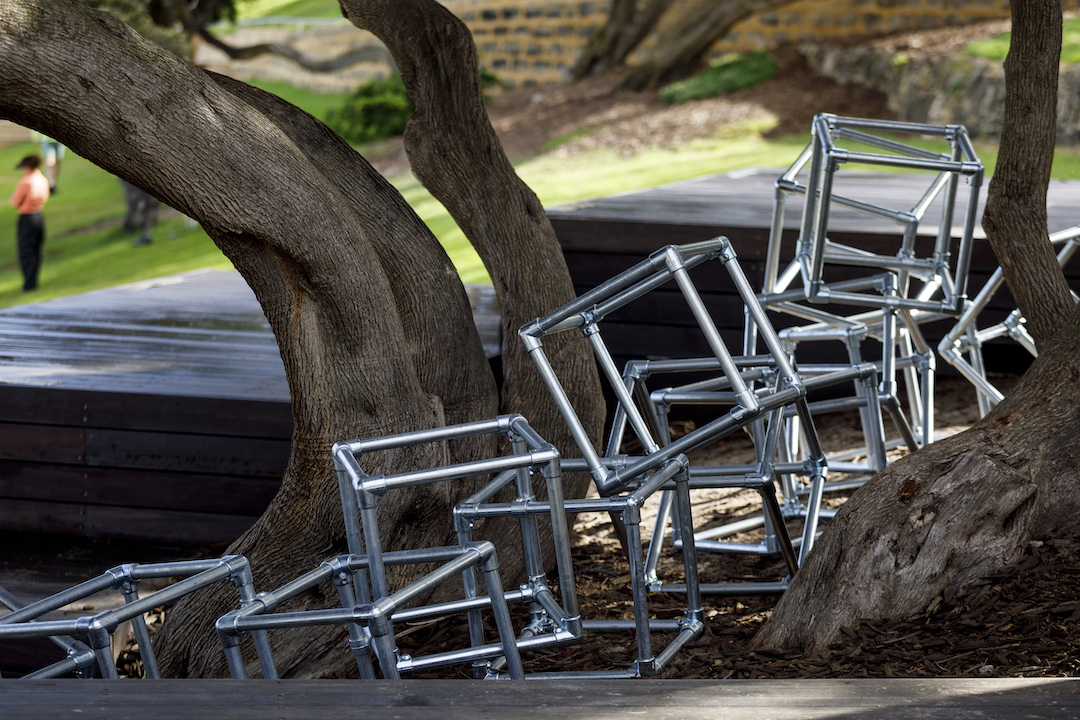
left=16, top=212, right=44, bottom=291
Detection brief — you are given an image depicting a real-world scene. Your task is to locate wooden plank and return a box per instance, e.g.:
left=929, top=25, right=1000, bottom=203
left=0, top=385, right=292, bottom=438
left=84, top=428, right=289, bottom=477
left=0, top=498, right=257, bottom=544
left=0, top=270, right=289, bottom=403
left=0, top=423, right=84, bottom=464
left=1, top=678, right=1079, bottom=719
left=0, top=462, right=279, bottom=516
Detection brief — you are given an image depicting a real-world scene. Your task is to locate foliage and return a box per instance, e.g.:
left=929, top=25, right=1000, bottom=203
left=658, top=52, right=779, bottom=104
left=325, top=75, right=415, bottom=145
left=966, top=16, right=1080, bottom=64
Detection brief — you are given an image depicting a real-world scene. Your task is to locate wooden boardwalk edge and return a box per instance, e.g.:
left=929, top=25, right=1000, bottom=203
left=1, top=678, right=1078, bottom=719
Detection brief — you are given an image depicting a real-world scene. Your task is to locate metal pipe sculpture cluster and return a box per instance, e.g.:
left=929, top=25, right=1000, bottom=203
left=3, top=114, right=1069, bottom=680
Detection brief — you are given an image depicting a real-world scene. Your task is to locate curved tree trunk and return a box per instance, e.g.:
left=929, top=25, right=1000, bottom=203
left=616, top=0, right=794, bottom=92
left=344, top=0, right=606, bottom=466
left=753, top=0, right=1075, bottom=653
left=571, top=0, right=673, bottom=81
left=981, top=0, right=1072, bottom=349
left=751, top=304, right=1080, bottom=653
left=0, top=0, right=594, bottom=678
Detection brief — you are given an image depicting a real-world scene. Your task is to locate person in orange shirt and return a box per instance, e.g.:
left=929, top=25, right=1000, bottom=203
left=10, top=155, right=50, bottom=292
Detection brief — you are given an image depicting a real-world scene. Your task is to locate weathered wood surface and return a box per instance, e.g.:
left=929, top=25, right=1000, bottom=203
left=0, top=678, right=1078, bottom=719
left=0, top=271, right=500, bottom=545
left=0, top=270, right=292, bottom=546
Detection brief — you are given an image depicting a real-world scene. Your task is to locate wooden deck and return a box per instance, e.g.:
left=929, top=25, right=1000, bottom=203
left=1, top=678, right=1078, bottom=718
left=0, top=270, right=292, bottom=546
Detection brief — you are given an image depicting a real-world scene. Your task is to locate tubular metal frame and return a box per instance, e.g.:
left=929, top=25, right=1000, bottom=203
left=520, top=238, right=829, bottom=609
left=766, top=113, right=983, bottom=314
left=216, top=543, right=523, bottom=680
left=219, top=416, right=577, bottom=680
left=755, top=115, right=985, bottom=462
left=0, top=557, right=268, bottom=679
left=938, top=224, right=1080, bottom=416
left=614, top=356, right=881, bottom=596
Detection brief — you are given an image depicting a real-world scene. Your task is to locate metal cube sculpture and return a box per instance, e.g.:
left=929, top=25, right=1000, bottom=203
left=938, top=224, right=1080, bottom=416
left=519, top=237, right=832, bottom=641
left=216, top=415, right=578, bottom=679
left=0, top=557, right=268, bottom=679
left=758, top=114, right=985, bottom=457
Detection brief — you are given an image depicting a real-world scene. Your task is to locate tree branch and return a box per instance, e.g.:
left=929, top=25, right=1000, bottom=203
left=196, top=25, right=397, bottom=74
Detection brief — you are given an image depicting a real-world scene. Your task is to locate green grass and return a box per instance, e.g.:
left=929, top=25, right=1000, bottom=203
left=7, top=74, right=1080, bottom=309
left=0, top=143, right=232, bottom=309
left=236, top=0, right=341, bottom=21
left=966, top=17, right=1080, bottom=64
left=659, top=52, right=779, bottom=104
left=246, top=79, right=350, bottom=123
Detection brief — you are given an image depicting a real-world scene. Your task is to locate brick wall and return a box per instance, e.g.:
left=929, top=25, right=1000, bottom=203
left=448, top=2, right=608, bottom=87
left=714, top=0, right=1013, bottom=52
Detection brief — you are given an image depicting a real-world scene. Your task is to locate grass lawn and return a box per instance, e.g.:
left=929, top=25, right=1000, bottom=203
left=235, top=0, right=342, bottom=21
left=5, top=74, right=1080, bottom=308
left=0, top=143, right=232, bottom=309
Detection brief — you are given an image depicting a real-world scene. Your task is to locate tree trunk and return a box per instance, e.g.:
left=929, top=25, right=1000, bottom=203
left=0, top=0, right=567, bottom=678
left=752, top=0, right=1076, bottom=653
left=751, top=304, right=1080, bottom=653
left=981, top=0, right=1072, bottom=349
left=344, top=0, right=606, bottom=468
left=616, top=0, right=795, bottom=92
left=571, top=0, right=673, bottom=80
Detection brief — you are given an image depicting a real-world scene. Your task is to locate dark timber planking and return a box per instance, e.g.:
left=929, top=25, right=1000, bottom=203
left=0, top=270, right=292, bottom=546
left=0, top=271, right=502, bottom=548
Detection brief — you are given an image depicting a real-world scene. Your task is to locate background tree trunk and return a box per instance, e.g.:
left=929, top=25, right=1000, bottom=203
left=1, top=0, right=580, bottom=678
left=119, top=178, right=160, bottom=242
left=344, top=0, right=606, bottom=470
left=616, top=0, right=795, bottom=91
left=571, top=0, right=672, bottom=80
left=752, top=0, right=1077, bottom=653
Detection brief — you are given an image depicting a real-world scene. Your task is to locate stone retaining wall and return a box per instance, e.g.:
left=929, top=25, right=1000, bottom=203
left=801, top=42, right=1080, bottom=144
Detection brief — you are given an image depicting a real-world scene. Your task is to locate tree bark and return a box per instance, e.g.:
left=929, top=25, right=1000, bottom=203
left=1, top=0, right=508, bottom=678
left=343, top=0, right=606, bottom=469
left=571, top=0, right=673, bottom=80
left=196, top=26, right=398, bottom=76
left=981, top=0, right=1072, bottom=349
left=616, top=0, right=795, bottom=92
left=752, top=0, right=1078, bottom=653
left=751, top=303, right=1080, bottom=653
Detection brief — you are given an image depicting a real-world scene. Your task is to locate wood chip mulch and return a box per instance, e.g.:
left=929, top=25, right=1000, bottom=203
left=664, top=537, right=1080, bottom=679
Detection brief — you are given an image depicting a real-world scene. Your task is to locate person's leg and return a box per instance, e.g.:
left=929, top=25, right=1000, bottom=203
left=16, top=213, right=44, bottom=291
left=41, top=142, right=61, bottom=191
